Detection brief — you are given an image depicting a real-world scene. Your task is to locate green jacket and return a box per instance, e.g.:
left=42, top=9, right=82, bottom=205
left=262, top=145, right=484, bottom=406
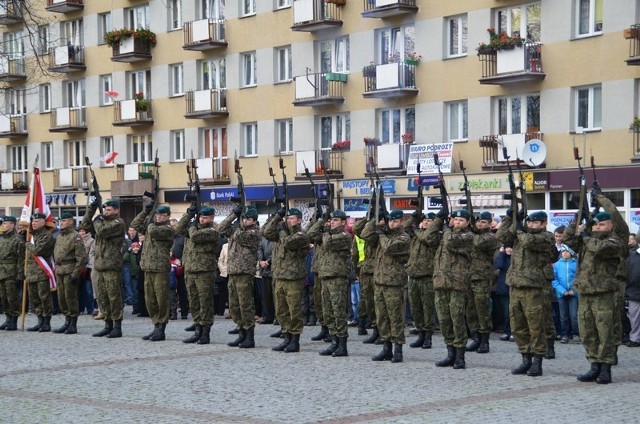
left=361, top=220, right=410, bottom=287
left=308, top=220, right=351, bottom=279
left=53, top=227, right=88, bottom=278
left=0, top=230, right=25, bottom=280
left=403, top=216, right=439, bottom=278
left=306, top=217, right=324, bottom=274
left=219, top=213, right=260, bottom=276
left=429, top=219, right=474, bottom=291
left=261, top=214, right=309, bottom=280
left=82, top=206, right=126, bottom=272
left=123, top=251, right=141, bottom=278
left=354, top=218, right=379, bottom=276
left=131, top=211, right=175, bottom=273
left=25, top=227, right=55, bottom=283
left=187, top=220, right=220, bottom=274
left=470, top=228, right=499, bottom=281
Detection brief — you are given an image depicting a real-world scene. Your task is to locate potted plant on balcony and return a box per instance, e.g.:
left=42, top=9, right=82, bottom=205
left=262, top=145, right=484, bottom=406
left=104, top=28, right=158, bottom=49
left=332, top=140, right=350, bottom=151
left=362, top=61, right=376, bottom=78
left=401, top=132, right=414, bottom=144
left=364, top=137, right=381, bottom=146
left=476, top=28, right=524, bottom=55
left=404, top=52, right=422, bottom=65
left=630, top=116, right=640, bottom=132
left=134, top=92, right=150, bottom=112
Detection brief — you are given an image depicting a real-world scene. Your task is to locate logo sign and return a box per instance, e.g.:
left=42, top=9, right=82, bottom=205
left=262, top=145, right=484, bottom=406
left=391, top=197, right=415, bottom=210
left=532, top=172, right=549, bottom=191
left=408, top=175, right=438, bottom=191
left=343, top=198, right=369, bottom=212
left=209, top=188, right=237, bottom=201
left=407, top=143, right=454, bottom=175
left=549, top=212, right=575, bottom=229
left=46, top=194, right=77, bottom=205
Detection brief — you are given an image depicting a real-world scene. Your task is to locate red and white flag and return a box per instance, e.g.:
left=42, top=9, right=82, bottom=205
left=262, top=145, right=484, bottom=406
left=105, top=90, right=119, bottom=100
left=102, top=151, right=119, bottom=164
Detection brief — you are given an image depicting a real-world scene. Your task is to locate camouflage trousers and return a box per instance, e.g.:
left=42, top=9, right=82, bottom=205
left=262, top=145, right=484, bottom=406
left=28, top=279, right=53, bottom=317
left=510, top=287, right=546, bottom=356
left=56, top=273, right=79, bottom=318
left=229, top=274, right=256, bottom=331
left=145, top=271, right=170, bottom=325
left=185, top=271, right=215, bottom=327
left=96, top=270, right=123, bottom=321
left=313, top=273, right=323, bottom=325
left=0, top=278, right=20, bottom=316
left=275, top=278, right=303, bottom=335
left=544, top=285, right=556, bottom=340
left=322, top=277, right=349, bottom=337
left=374, top=284, right=405, bottom=344
left=614, top=282, right=625, bottom=345
left=579, top=291, right=617, bottom=365
left=358, top=273, right=376, bottom=327
left=466, top=279, right=493, bottom=334
left=435, top=289, right=467, bottom=348
left=408, top=276, right=435, bottom=332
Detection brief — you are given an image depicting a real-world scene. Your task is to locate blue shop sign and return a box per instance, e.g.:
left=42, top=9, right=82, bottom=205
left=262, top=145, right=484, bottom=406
left=408, top=176, right=438, bottom=191
left=381, top=180, right=396, bottom=195
left=343, top=198, right=369, bottom=212
left=46, top=193, right=77, bottom=205
left=164, top=183, right=327, bottom=203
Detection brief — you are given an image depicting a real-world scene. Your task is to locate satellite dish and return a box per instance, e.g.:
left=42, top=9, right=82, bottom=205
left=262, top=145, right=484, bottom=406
left=522, top=139, right=547, bottom=167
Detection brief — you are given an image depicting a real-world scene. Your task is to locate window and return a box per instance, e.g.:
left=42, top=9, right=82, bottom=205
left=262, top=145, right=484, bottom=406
left=446, top=15, right=467, bottom=57
left=276, top=0, right=291, bottom=9
left=319, top=37, right=349, bottom=72
left=126, top=5, right=150, bottom=29
left=130, top=134, right=153, bottom=163
left=576, top=0, right=603, bottom=36
left=277, top=119, right=293, bottom=153
left=242, top=123, right=258, bottom=156
left=202, top=127, right=228, bottom=177
left=201, top=0, right=225, bottom=19
left=66, top=140, right=86, bottom=168
left=497, top=3, right=541, bottom=41
left=575, top=85, right=601, bottom=130
left=377, top=26, right=414, bottom=64
left=378, top=107, right=414, bottom=144
left=39, top=84, right=51, bottom=113
left=41, top=142, right=54, bottom=170
left=4, top=31, right=24, bottom=59
left=169, top=0, right=182, bottom=30
left=100, top=74, right=113, bottom=106
left=171, top=130, right=185, bottom=161
left=447, top=101, right=468, bottom=142
left=320, top=114, right=350, bottom=149
left=170, top=64, right=184, bottom=96
left=7, top=89, right=26, bottom=116
left=98, top=13, right=112, bottom=45
left=61, top=19, right=83, bottom=46
left=275, top=46, right=292, bottom=82
left=100, top=136, right=114, bottom=167
left=63, top=79, right=86, bottom=108
left=497, top=94, right=540, bottom=135
left=128, top=70, right=151, bottom=99
left=241, top=52, right=257, bottom=87
left=37, top=25, right=49, bottom=55
left=9, top=145, right=28, bottom=172
left=201, top=58, right=226, bottom=89
left=241, top=0, right=256, bottom=16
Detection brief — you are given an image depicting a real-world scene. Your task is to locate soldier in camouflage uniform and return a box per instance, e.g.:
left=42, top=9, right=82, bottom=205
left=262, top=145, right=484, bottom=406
left=354, top=217, right=380, bottom=344
left=308, top=213, right=330, bottom=342
left=307, top=210, right=352, bottom=357
left=361, top=209, right=411, bottom=363
left=0, top=216, right=25, bottom=331
left=429, top=209, right=474, bottom=369
left=131, top=205, right=176, bottom=342
left=25, top=212, right=56, bottom=332
left=52, top=212, right=88, bottom=335
left=220, top=206, right=262, bottom=349
left=261, top=207, right=310, bottom=353
left=82, top=199, right=126, bottom=338
left=404, top=212, right=439, bottom=349
left=178, top=206, right=219, bottom=345
left=465, top=211, right=500, bottom=354
left=497, top=210, right=555, bottom=377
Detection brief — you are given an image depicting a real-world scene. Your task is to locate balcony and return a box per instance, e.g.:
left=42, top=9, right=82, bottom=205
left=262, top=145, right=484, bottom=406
left=49, top=107, right=87, bottom=133
left=292, top=0, right=342, bottom=32
left=293, top=72, right=346, bottom=106
left=111, top=163, right=156, bottom=197
left=45, top=0, right=84, bottom=13
left=53, top=167, right=88, bottom=190
left=111, top=37, right=152, bottom=63
left=113, top=100, right=154, bottom=127
left=0, top=0, right=23, bottom=25
left=362, top=62, right=418, bottom=99
left=47, top=45, right=86, bottom=73
left=193, top=157, right=230, bottom=185
left=0, top=114, right=27, bottom=138
left=632, top=130, right=640, bottom=162
left=183, top=19, right=227, bottom=51
left=295, top=149, right=344, bottom=179
left=0, top=171, right=28, bottom=191
left=479, top=42, right=545, bottom=85
left=184, top=89, right=228, bottom=119
left=626, top=24, right=640, bottom=65
left=0, top=56, right=26, bottom=82
left=364, top=142, right=411, bottom=176
left=362, top=0, right=418, bottom=19
left=479, top=131, right=543, bottom=169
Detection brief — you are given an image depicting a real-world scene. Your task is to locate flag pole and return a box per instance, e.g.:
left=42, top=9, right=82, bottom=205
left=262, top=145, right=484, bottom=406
left=20, top=155, right=39, bottom=331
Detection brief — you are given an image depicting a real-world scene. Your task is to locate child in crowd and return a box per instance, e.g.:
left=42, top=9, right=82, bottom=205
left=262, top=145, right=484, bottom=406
left=552, top=244, right=579, bottom=343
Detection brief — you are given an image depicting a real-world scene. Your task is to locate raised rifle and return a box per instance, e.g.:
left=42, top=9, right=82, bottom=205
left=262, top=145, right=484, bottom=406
left=369, top=155, right=387, bottom=225
left=590, top=154, right=600, bottom=213
left=143, top=149, right=160, bottom=227
left=572, top=144, right=591, bottom=227
left=84, top=156, right=103, bottom=215
left=184, top=152, right=202, bottom=215
left=230, top=154, right=246, bottom=229
left=302, top=161, right=319, bottom=217
left=432, top=151, right=450, bottom=225
left=268, top=160, right=282, bottom=215
left=279, top=157, right=290, bottom=214
left=458, top=159, right=475, bottom=227
left=409, top=162, right=425, bottom=221
left=364, top=162, right=376, bottom=221
left=514, top=151, right=529, bottom=221
left=318, top=158, right=335, bottom=215
left=503, top=147, right=521, bottom=229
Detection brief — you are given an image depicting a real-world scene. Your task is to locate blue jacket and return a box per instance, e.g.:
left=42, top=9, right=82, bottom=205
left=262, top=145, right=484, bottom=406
left=552, top=257, right=577, bottom=299
left=494, top=252, right=511, bottom=296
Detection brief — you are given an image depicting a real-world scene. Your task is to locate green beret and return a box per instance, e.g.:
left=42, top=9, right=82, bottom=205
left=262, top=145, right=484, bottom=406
left=386, top=209, right=404, bottom=220
left=287, top=208, right=303, bottom=217
left=527, top=211, right=547, bottom=222
left=451, top=209, right=470, bottom=220
left=200, top=206, right=215, bottom=216
left=478, top=211, right=493, bottom=221
left=2, top=215, right=17, bottom=223
left=103, top=199, right=119, bottom=208
left=425, top=212, right=436, bottom=220
left=32, top=212, right=47, bottom=220
left=156, top=205, right=171, bottom=214
left=330, top=210, right=347, bottom=219
left=242, top=206, right=258, bottom=219
left=60, top=212, right=74, bottom=220
left=591, top=212, right=611, bottom=224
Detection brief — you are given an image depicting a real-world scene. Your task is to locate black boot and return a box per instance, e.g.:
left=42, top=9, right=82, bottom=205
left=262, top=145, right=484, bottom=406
left=410, top=331, right=426, bottom=348
left=320, top=335, right=339, bottom=356
left=228, top=327, right=240, bottom=335
left=198, top=325, right=212, bottom=345
left=307, top=314, right=317, bottom=326
left=453, top=347, right=466, bottom=369
left=65, top=317, right=78, bottom=334
left=239, top=327, right=255, bottom=348
left=577, top=362, right=601, bottom=382
left=545, top=339, right=555, bottom=359
left=183, top=325, right=202, bottom=343
left=512, top=353, right=532, bottom=375
left=107, top=320, right=122, bottom=338
left=391, top=343, right=403, bottom=363
left=0, top=314, right=9, bottom=330
left=143, top=323, right=158, bottom=340
left=6, top=316, right=18, bottom=331
left=357, top=321, right=368, bottom=336
left=272, top=332, right=291, bottom=351
left=372, top=341, right=393, bottom=361
left=228, top=329, right=247, bottom=347
left=39, top=316, right=51, bottom=332
left=363, top=327, right=379, bottom=344
left=28, top=315, right=44, bottom=332
left=596, top=363, right=612, bottom=384
left=184, top=323, right=196, bottom=332
left=150, top=323, right=166, bottom=341
left=465, top=332, right=480, bottom=352
left=270, top=328, right=283, bottom=338
left=435, top=345, right=456, bottom=367
left=53, top=316, right=71, bottom=334
left=422, top=332, right=433, bottom=349
left=284, top=333, right=300, bottom=352
left=311, top=325, right=328, bottom=341
left=477, top=332, right=490, bottom=354
left=527, top=355, right=543, bottom=376
left=323, top=333, right=333, bottom=343
left=93, top=319, right=113, bottom=337
left=332, top=336, right=348, bottom=357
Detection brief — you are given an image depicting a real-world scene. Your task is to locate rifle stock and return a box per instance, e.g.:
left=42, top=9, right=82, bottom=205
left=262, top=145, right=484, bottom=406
left=84, top=157, right=103, bottom=215
left=231, top=155, right=246, bottom=229
left=433, top=151, right=449, bottom=225
left=318, top=158, right=335, bottom=215
left=279, top=157, right=289, bottom=214
left=143, top=149, right=160, bottom=227
left=459, top=159, right=475, bottom=227
left=302, top=161, right=319, bottom=216
left=409, top=162, right=424, bottom=220
left=502, top=147, right=520, bottom=229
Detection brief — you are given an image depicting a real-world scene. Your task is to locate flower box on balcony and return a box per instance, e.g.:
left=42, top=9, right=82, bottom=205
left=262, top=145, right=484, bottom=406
left=404, top=59, right=419, bottom=65
left=497, top=46, right=525, bottom=74
left=326, top=72, right=348, bottom=82
left=362, top=65, right=376, bottom=78
left=625, top=28, right=640, bottom=39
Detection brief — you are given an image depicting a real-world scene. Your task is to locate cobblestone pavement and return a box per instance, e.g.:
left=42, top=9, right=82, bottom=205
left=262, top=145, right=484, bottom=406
left=1, top=310, right=639, bottom=423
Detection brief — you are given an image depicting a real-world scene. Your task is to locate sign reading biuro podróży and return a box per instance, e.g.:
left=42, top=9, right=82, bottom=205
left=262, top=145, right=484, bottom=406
left=406, top=143, right=454, bottom=175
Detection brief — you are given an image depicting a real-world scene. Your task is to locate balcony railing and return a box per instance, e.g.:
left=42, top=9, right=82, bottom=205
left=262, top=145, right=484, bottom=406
left=113, top=99, right=154, bottom=126
left=0, top=171, right=28, bottom=191
left=293, top=72, right=346, bottom=106
left=362, top=62, right=418, bottom=98
left=292, top=0, right=342, bottom=32
left=45, top=0, right=84, bottom=13
left=112, top=163, right=155, bottom=197
left=362, top=0, right=418, bottom=19
left=0, top=0, right=23, bottom=25
left=183, top=19, right=227, bottom=51
left=111, top=37, right=152, bottom=63
left=53, top=167, right=88, bottom=190
left=626, top=24, right=640, bottom=65
left=185, top=89, right=228, bottom=119
left=0, top=56, right=26, bottom=82
left=0, top=114, right=27, bottom=138
left=364, top=142, right=411, bottom=175
left=479, top=42, right=545, bottom=85
left=632, top=130, right=640, bottom=161
left=194, top=157, right=230, bottom=184
left=479, top=132, right=543, bottom=168
left=48, top=45, right=86, bottom=72
left=50, top=107, right=87, bottom=132
left=296, top=149, right=344, bottom=178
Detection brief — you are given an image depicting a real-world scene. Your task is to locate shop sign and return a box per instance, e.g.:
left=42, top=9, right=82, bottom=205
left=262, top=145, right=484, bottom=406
left=341, top=180, right=395, bottom=196
left=46, top=193, right=77, bottom=205
left=549, top=212, right=575, bottom=229
left=407, top=175, right=438, bottom=191
left=448, top=176, right=507, bottom=192
left=407, top=143, right=454, bottom=175
left=343, top=198, right=369, bottom=212
left=391, top=197, right=415, bottom=210
left=532, top=172, right=549, bottom=191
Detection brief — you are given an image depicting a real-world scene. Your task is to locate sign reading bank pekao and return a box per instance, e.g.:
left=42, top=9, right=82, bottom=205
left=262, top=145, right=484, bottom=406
left=209, top=189, right=236, bottom=201
left=406, top=143, right=454, bottom=175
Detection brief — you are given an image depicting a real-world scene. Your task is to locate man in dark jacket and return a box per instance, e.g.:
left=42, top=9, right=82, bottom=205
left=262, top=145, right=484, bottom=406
left=0, top=215, right=24, bottom=331
left=26, top=212, right=56, bottom=333
left=626, top=234, right=640, bottom=347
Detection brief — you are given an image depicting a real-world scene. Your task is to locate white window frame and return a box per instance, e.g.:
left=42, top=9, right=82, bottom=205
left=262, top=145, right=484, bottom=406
left=41, top=142, right=54, bottom=170
left=241, top=52, right=257, bottom=87
left=201, top=0, right=225, bottom=19
left=9, top=145, right=28, bottom=172
left=37, top=25, right=49, bottom=55
left=496, top=94, right=540, bottom=135
left=446, top=15, right=467, bottom=58
left=576, top=0, right=603, bottom=37
left=201, top=58, right=226, bottom=90
left=63, top=79, right=86, bottom=109
left=277, top=119, right=293, bottom=153
left=169, top=0, right=183, bottom=30
left=66, top=140, right=86, bottom=168
left=171, top=130, right=186, bottom=162
left=39, top=84, right=51, bottom=113
left=170, top=63, right=184, bottom=96
left=496, top=3, right=541, bottom=42
left=320, top=114, right=350, bottom=150
left=126, top=5, right=150, bottom=30
left=377, top=107, right=414, bottom=144
left=61, top=18, right=83, bottom=46
left=99, top=74, right=113, bottom=106
left=376, top=26, right=414, bottom=65
left=241, top=0, right=256, bottom=17
left=128, top=70, right=151, bottom=99
left=98, top=12, right=112, bottom=45
left=276, top=0, right=291, bottom=9
left=275, top=46, right=292, bottom=83
left=4, top=30, right=24, bottom=59
left=130, top=134, right=153, bottom=163
left=7, top=89, right=27, bottom=116
left=201, top=127, right=228, bottom=178
left=447, top=101, right=468, bottom=142
left=100, top=136, right=114, bottom=167
left=319, top=36, right=350, bottom=73
left=574, top=85, right=601, bottom=131
left=242, top=122, right=258, bottom=156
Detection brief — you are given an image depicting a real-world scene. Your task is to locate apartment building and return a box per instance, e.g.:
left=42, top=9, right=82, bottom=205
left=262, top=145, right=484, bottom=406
left=1, top=0, right=639, bottom=230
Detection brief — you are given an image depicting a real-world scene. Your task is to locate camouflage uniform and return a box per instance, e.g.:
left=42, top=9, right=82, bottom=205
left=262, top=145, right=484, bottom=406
left=53, top=227, right=88, bottom=318
left=467, top=228, right=499, bottom=334
left=0, top=227, right=25, bottom=318
left=25, top=227, right=56, bottom=318
left=219, top=213, right=261, bottom=331
left=131, top=211, right=176, bottom=325
left=307, top=218, right=324, bottom=327
left=261, top=214, right=309, bottom=335
left=360, top=220, right=410, bottom=344
left=354, top=219, right=377, bottom=328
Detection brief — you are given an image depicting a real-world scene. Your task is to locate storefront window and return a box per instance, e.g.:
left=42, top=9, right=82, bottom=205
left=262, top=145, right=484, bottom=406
left=550, top=190, right=623, bottom=210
